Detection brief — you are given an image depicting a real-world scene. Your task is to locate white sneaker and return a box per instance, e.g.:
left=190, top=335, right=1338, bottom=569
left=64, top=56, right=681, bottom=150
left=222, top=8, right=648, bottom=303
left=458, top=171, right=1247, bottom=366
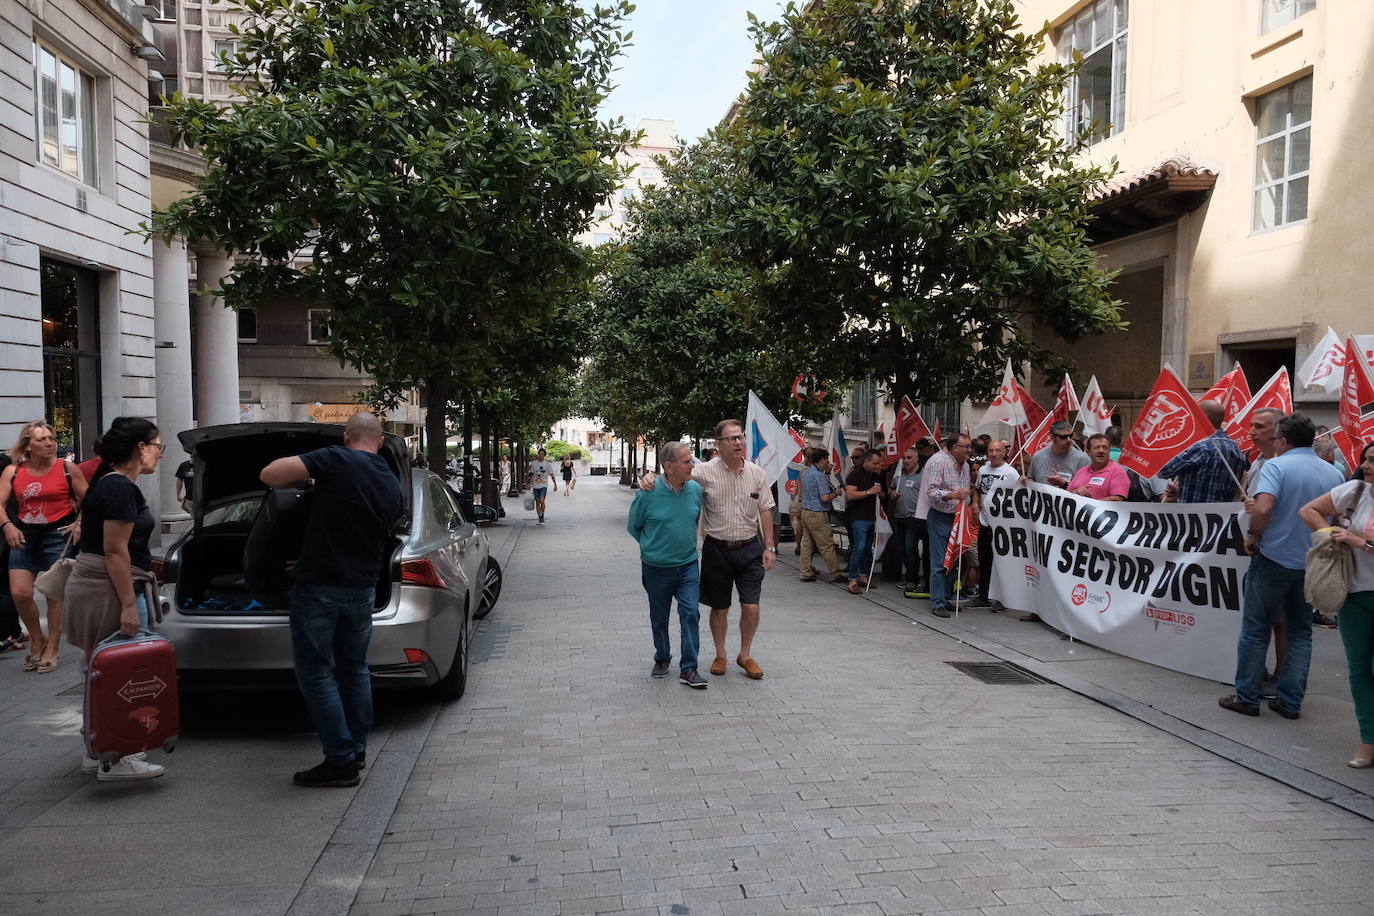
left=96, top=754, right=164, bottom=781
left=82, top=751, right=147, bottom=775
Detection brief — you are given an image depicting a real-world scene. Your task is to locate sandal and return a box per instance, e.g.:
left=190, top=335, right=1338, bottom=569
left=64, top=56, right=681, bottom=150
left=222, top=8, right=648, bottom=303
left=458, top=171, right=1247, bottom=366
left=847, top=581, right=864, bottom=595
left=0, top=636, right=25, bottom=653
left=22, top=653, right=41, bottom=671
left=35, top=655, right=59, bottom=674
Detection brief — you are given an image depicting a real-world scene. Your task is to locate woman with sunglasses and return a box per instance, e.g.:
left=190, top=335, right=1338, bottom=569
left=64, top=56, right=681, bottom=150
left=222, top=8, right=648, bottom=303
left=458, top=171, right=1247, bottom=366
left=65, top=417, right=167, bottom=781
left=1300, top=440, right=1374, bottom=769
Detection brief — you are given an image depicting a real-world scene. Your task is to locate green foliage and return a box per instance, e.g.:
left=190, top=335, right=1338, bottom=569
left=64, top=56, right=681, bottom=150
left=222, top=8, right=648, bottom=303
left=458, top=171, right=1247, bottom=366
left=151, top=0, right=637, bottom=461
left=540, top=440, right=582, bottom=460
left=721, top=0, right=1123, bottom=403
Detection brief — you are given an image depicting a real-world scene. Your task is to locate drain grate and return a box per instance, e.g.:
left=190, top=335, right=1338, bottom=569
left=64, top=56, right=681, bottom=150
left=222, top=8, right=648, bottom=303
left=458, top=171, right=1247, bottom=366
left=946, top=660, right=1050, bottom=685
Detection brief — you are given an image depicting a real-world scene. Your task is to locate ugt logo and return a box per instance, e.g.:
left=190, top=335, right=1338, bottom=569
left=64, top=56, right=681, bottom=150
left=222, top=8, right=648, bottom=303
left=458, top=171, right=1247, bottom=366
left=1070, top=583, right=1088, bottom=606
left=1136, top=394, right=1190, bottom=447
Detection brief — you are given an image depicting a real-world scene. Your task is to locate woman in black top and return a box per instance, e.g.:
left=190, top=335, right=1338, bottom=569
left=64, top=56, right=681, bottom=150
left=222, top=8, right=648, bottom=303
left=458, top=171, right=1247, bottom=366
left=66, top=417, right=166, bottom=782
left=561, top=456, right=576, bottom=494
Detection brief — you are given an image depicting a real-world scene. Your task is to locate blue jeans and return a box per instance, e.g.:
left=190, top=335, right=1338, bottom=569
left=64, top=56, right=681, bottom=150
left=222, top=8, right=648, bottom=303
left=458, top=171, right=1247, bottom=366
left=8, top=527, right=71, bottom=573
left=1234, top=553, right=1312, bottom=710
left=848, top=519, right=875, bottom=582
left=927, top=509, right=955, bottom=609
left=892, top=517, right=925, bottom=587
left=289, top=583, right=375, bottom=762
left=642, top=561, right=700, bottom=673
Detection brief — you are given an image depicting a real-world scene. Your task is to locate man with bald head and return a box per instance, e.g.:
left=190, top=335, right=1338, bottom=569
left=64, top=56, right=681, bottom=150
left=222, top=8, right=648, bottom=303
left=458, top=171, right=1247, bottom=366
left=1158, top=398, right=1248, bottom=504
left=261, top=411, right=404, bottom=788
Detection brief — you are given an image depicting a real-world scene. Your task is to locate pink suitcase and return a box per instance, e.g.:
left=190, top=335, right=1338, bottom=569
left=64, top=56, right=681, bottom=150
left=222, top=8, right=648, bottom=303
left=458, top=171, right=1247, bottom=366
left=85, top=631, right=180, bottom=765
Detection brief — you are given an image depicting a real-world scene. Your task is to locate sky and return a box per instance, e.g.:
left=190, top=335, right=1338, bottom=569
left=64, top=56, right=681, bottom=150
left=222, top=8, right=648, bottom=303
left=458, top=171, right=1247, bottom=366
left=598, top=1, right=791, bottom=145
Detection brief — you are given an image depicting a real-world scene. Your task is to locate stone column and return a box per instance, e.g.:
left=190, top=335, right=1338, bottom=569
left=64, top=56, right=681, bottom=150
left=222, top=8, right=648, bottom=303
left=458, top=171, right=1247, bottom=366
left=193, top=248, right=240, bottom=428
left=154, top=235, right=193, bottom=532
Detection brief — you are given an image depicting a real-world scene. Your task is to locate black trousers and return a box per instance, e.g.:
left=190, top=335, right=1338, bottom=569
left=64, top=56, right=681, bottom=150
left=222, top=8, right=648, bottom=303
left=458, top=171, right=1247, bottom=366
left=977, top=523, right=994, bottom=598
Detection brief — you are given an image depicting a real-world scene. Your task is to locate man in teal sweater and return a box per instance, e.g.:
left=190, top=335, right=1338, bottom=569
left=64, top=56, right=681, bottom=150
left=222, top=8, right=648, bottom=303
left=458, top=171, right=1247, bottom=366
left=627, top=441, right=707, bottom=688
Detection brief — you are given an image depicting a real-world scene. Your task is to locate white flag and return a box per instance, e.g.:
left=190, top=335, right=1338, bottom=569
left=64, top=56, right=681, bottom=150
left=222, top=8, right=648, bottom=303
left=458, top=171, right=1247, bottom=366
left=823, top=411, right=850, bottom=512
left=976, top=359, right=1028, bottom=428
left=746, top=391, right=792, bottom=485
left=1078, top=374, right=1114, bottom=435
left=1297, top=327, right=1345, bottom=394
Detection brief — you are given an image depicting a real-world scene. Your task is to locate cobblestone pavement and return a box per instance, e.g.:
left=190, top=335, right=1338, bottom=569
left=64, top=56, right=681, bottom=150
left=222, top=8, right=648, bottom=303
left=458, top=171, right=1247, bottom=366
left=353, top=477, right=1374, bottom=916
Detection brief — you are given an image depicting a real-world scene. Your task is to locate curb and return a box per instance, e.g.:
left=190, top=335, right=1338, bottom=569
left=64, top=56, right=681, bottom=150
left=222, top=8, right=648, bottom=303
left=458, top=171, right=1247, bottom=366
left=779, top=552, right=1374, bottom=824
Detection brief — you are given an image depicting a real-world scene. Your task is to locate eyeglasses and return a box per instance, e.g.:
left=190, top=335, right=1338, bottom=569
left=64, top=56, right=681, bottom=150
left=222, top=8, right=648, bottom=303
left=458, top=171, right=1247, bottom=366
left=719, top=435, right=745, bottom=443
left=1053, top=434, right=1072, bottom=440
left=145, top=441, right=166, bottom=454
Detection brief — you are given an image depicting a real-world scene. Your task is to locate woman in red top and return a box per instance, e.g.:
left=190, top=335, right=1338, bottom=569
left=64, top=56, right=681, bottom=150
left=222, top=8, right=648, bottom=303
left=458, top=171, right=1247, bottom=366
left=0, top=421, right=88, bottom=672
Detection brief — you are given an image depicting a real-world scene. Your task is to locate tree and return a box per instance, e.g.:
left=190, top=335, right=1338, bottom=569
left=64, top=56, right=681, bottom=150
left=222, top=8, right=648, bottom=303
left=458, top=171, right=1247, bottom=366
left=579, top=137, right=839, bottom=453
left=152, top=0, right=636, bottom=468
left=721, top=0, right=1122, bottom=406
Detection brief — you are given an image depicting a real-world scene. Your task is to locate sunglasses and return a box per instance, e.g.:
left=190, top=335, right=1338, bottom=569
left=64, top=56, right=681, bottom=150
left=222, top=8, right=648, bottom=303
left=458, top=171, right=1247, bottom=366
left=1053, top=434, right=1072, bottom=440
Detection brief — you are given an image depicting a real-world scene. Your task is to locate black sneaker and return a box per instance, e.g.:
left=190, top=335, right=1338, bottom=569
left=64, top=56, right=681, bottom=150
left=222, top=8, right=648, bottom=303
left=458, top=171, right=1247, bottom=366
left=932, top=607, right=952, bottom=618
left=651, top=660, right=671, bottom=678
left=1268, top=698, right=1301, bottom=719
left=1313, top=611, right=1337, bottom=629
left=353, top=751, right=366, bottom=772
left=679, top=669, right=708, bottom=689
left=293, top=759, right=361, bottom=788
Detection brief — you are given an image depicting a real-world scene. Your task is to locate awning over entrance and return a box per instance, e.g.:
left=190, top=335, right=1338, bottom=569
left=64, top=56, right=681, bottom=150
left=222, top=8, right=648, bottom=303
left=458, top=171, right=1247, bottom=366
left=1088, top=158, right=1217, bottom=243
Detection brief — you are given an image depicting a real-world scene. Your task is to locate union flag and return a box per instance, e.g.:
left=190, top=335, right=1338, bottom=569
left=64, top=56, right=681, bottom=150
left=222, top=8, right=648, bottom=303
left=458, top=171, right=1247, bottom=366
left=1119, top=366, right=1215, bottom=478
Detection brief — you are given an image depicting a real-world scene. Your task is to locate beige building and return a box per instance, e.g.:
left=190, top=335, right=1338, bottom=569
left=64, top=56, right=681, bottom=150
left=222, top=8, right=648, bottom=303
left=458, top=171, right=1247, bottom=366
left=1016, top=0, right=1371, bottom=426
left=576, top=118, right=677, bottom=247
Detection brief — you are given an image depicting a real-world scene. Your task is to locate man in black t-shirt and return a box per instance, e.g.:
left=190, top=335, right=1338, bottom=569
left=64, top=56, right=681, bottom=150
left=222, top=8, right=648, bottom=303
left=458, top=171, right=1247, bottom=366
left=174, top=454, right=195, bottom=512
left=843, top=450, right=887, bottom=593
left=260, top=412, right=404, bottom=789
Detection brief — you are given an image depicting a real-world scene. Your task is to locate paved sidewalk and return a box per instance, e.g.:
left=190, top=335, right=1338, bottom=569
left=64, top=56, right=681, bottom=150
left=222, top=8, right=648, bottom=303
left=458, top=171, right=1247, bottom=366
left=354, top=477, right=1374, bottom=915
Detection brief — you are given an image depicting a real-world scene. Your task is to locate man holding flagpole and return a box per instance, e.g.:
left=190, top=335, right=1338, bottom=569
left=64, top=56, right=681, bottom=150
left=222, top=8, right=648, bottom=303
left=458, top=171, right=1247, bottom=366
left=843, top=449, right=888, bottom=595
left=923, top=433, right=974, bottom=618
left=1158, top=400, right=1248, bottom=503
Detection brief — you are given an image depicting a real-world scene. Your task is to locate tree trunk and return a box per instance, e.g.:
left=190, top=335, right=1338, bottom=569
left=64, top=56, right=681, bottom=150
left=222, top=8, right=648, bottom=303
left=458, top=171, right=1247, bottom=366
left=424, top=374, right=449, bottom=471
left=480, top=409, right=498, bottom=510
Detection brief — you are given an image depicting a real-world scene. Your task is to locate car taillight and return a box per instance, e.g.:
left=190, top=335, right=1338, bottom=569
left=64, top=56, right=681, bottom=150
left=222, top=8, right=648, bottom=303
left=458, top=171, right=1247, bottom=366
left=400, top=559, right=445, bottom=588
left=404, top=648, right=430, bottom=664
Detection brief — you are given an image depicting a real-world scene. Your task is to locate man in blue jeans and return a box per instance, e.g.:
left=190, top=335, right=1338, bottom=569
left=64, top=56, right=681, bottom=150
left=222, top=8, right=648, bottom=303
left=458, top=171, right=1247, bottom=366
left=627, top=442, right=707, bottom=688
left=923, top=434, right=973, bottom=617
left=261, top=412, right=404, bottom=787
left=844, top=449, right=888, bottom=594
left=1220, top=413, right=1342, bottom=719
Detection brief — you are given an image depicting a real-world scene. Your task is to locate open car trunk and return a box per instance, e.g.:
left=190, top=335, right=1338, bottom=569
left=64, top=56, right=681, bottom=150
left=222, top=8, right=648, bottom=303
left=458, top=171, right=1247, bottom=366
left=173, top=423, right=412, bottom=615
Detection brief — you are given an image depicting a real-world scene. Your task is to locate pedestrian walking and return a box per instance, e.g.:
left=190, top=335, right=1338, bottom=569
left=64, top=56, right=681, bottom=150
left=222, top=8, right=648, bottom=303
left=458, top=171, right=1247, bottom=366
left=889, top=446, right=925, bottom=596
left=694, top=419, right=777, bottom=680
left=1219, top=413, right=1343, bottom=719
left=175, top=450, right=196, bottom=513
left=527, top=447, right=558, bottom=524
left=561, top=454, right=577, bottom=495
left=923, top=433, right=973, bottom=618
left=1300, top=439, right=1374, bottom=766
left=499, top=455, right=512, bottom=495
left=627, top=442, right=706, bottom=689
left=64, top=417, right=167, bottom=781
left=1159, top=400, right=1248, bottom=503
left=968, top=439, right=1017, bottom=611
left=0, top=455, right=24, bottom=654
left=260, top=412, right=404, bottom=788
left=0, top=420, right=88, bottom=673
left=843, top=449, right=887, bottom=594
left=797, top=448, right=844, bottom=583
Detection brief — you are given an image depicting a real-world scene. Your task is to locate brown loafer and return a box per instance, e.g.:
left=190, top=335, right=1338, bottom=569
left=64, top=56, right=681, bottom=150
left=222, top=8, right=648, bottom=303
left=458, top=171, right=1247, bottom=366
left=737, top=656, right=764, bottom=679
left=847, top=581, right=864, bottom=595
left=709, top=656, right=727, bottom=676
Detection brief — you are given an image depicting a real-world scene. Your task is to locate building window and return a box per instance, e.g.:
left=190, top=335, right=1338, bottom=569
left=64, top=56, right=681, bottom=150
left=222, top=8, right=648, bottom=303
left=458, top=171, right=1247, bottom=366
left=620, top=187, right=637, bottom=203
left=1059, top=0, right=1129, bottom=146
left=307, top=308, right=330, bottom=344
left=152, top=0, right=178, bottom=21
left=1261, top=0, right=1315, bottom=34
left=32, top=41, right=98, bottom=185
left=40, top=259, right=102, bottom=458
left=1252, top=76, right=1312, bottom=232
left=594, top=207, right=611, bottom=219
left=212, top=39, right=239, bottom=72
left=592, top=233, right=613, bottom=246
left=849, top=380, right=877, bottom=431
left=237, top=308, right=257, bottom=343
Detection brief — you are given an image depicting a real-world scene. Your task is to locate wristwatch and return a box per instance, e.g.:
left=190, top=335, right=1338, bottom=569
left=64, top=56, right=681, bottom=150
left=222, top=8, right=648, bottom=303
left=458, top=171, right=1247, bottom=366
left=765, top=546, right=777, bottom=553
left=1365, top=539, right=1374, bottom=555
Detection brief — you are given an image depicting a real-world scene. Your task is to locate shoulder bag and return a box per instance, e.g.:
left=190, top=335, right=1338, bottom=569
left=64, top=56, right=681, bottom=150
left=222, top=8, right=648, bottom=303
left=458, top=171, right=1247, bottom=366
left=1304, top=483, right=1368, bottom=615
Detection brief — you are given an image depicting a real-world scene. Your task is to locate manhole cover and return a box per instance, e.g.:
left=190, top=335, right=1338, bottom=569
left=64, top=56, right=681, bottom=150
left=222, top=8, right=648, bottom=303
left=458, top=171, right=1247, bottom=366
left=946, top=661, right=1049, bottom=685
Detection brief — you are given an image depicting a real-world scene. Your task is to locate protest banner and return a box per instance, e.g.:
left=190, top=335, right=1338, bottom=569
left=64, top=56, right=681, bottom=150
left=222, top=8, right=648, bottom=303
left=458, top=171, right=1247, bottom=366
left=984, top=481, right=1248, bottom=682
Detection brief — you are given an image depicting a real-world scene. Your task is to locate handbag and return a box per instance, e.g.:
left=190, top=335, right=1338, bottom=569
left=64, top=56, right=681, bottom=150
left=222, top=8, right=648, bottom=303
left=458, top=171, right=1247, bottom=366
left=522, top=492, right=536, bottom=512
left=1304, top=483, right=1367, bottom=615
left=34, top=525, right=78, bottom=601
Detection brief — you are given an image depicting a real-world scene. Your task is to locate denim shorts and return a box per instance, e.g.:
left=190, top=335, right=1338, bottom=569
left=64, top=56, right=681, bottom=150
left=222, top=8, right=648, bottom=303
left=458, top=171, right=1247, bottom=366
left=8, top=528, right=72, bottom=574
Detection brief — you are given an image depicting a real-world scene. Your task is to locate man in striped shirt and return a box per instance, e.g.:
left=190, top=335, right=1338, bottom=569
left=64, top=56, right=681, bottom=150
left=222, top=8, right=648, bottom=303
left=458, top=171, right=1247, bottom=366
left=693, top=419, right=778, bottom=680
left=923, top=434, right=974, bottom=618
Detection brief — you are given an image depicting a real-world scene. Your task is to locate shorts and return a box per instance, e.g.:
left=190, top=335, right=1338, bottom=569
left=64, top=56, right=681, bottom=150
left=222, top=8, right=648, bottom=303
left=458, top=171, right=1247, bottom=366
left=533, top=486, right=548, bottom=500
left=8, top=527, right=72, bottom=574
left=700, top=535, right=765, bottom=609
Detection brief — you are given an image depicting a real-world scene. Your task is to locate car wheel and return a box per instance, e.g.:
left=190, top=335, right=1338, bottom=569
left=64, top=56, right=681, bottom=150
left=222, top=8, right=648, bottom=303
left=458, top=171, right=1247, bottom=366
left=432, top=616, right=468, bottom=700
left=474, top=557, right=502, bottom=620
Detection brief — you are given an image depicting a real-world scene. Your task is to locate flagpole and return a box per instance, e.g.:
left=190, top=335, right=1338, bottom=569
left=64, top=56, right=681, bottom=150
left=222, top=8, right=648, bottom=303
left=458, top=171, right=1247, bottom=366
left=1203, top=434, right=1246, bottom=494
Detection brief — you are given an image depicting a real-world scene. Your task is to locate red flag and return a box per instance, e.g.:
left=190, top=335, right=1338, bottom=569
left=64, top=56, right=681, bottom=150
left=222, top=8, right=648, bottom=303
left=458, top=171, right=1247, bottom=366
left=1223, top=367, right=1292, bottom=459
left=1011, top=412, right=1055, bottom=465
left=1119, top=366, right=1216, bottom=478
left=888, top=396, right=933, bottom=467
left=1050, top=375, right=1080, bottom=426
left=1332, top=428, right=1363, bottom=475
left=788, top=427, right=807, bottom=463
left=942, top=500, right=980, bottom=573
left=1201, top=363, right=1252, bottom=426
left=933, top=418, right=943, bottom=448
left=1015, top=382, right=1048, bottom=444
left=1340, top=338, right=1374, bottom=443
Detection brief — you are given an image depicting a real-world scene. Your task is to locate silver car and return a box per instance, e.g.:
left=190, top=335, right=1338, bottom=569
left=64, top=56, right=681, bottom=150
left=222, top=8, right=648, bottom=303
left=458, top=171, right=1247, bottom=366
left=157, top=423, right=501, bottom=699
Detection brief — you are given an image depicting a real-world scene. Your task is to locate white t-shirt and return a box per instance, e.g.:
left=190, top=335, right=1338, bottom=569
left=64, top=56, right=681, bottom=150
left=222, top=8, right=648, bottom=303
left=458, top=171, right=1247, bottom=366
left=529, top=460, right=556, bottom=487
left=976, top=463, right=1020, bottom=526
left=1331, top=480, right=1374, bottom=593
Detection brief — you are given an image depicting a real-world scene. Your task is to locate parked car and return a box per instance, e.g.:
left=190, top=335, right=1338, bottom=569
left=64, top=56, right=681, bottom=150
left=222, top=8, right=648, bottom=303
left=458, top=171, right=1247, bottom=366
left=156, top=423, right=502, bottom=699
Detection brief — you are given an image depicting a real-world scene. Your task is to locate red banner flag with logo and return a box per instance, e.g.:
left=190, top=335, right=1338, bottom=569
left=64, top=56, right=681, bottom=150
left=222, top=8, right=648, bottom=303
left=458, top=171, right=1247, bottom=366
left=1201, top=363, right=1252, bottom=425
left=1015, top=381, right=1048, bottom=444
left=1119, top=366, right=1216, bottom=478
left=1340, top=337, right=1374, bottom=443
left=1332, top=428, right=1363, bottom=475
left=942, top=500, right=980, bottom=573
left=1050, top=375, right=1080, bottom=426
left=1223, top=367, right=1291, bottom=459
left=888, top=396, right=933, bottom=467
left=1011, top=412, right=1055, bottom=466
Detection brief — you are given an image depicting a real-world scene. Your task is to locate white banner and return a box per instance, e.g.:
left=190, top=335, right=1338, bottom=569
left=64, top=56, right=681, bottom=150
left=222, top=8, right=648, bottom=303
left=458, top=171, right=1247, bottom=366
left=985, top=481, right=1249, bottom=682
